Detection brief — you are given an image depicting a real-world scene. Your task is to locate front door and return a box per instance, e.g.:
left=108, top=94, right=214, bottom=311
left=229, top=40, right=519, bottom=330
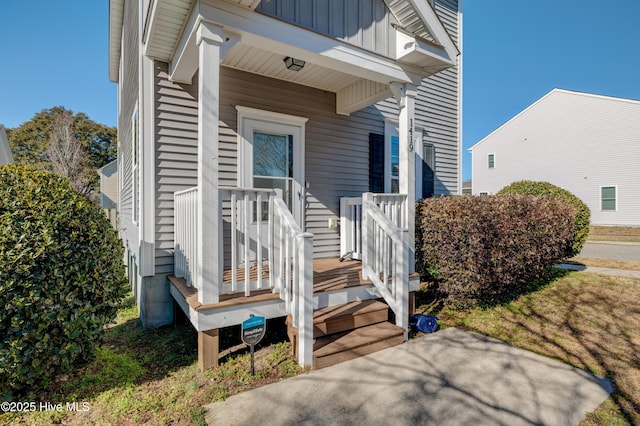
left=238, top=109, right=306, bottom=224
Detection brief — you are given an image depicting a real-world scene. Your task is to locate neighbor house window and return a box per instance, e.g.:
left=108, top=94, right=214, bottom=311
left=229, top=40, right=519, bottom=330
left=601, top=186, right=617, bottom=211
left=488, top=153, right=495, bottom=169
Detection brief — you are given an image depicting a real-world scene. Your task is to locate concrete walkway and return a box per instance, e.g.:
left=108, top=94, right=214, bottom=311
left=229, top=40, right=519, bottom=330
left=557, top=263, right=640, bottom=279
left=205, top=328, right=611, bottom=426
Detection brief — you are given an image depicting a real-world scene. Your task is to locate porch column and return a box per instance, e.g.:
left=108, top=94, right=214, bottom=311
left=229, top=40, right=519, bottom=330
left=196, top=21, right=225, bottom=305
left=396, top=83, right=417, bottom=274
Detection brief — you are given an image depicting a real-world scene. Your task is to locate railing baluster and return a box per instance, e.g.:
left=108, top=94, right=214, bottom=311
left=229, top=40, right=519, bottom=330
left=244, top=192, right=251, bottom=296
left=256, top=192, right=263, bottom=289
left=231, top=191, right=238, bottom=292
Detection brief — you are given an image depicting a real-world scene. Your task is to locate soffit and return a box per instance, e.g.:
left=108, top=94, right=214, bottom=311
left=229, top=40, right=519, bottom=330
left=383, top=0, right=459, bottom=59
left=144, top=0, right=195, bottom=61
left=108, top=0, right=125, bottom=82
left=223, top=43, right=361, bottom=92
left=384, top=0, right=437, bottom=43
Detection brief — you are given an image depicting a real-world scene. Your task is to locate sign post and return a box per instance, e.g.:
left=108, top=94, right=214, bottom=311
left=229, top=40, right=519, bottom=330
left=241, top=315, right=266, bottom=375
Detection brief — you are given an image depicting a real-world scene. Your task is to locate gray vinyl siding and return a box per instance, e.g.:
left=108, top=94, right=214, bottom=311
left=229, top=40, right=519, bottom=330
left=471, top=89, right=640, bottom=226
left=420, top=0, right=460, bottom=195
left=152, top=65, right=384, bottom=268
left=118, top=0, right=139, bottom=247
left=373, top=0, right=460, bottom=196
left=151, top=0, right=461, bottom=269
left=256, top=0, right=398, bottom=58
left=154, top=62, right=198, bottom=274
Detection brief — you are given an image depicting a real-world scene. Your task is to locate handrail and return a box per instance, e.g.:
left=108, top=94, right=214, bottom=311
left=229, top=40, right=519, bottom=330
left=361, top=192, right=409, bottom=339
left=270, top=196, right=314, bottom=367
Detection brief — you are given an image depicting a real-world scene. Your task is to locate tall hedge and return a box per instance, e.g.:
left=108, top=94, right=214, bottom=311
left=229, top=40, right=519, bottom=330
left=416, top=195, right=575, bottom=307
left=497, top=181, right=590, bottom=256
left=0, top=164, right=127, bottom=398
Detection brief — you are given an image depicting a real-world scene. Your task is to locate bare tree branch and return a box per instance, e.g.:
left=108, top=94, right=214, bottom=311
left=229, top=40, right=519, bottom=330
left=46, top=111, right=92, bottom=194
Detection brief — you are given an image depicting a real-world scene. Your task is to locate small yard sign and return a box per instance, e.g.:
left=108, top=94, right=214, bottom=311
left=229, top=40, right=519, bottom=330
left=241, top=315, right=266, bottom=375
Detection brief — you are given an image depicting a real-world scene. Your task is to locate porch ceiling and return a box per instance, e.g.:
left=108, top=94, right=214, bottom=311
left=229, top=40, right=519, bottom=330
left=223, top=43, right=361, bottom=93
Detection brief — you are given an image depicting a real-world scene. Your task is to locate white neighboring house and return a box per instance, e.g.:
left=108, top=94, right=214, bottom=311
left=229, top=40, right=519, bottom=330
left=469, top=89, right=640, bottom=226
left=0, top=124, right=14, bottom=165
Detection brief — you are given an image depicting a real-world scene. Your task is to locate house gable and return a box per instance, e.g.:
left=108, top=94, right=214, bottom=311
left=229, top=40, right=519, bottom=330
left=469, top=88, right=640, bottom=226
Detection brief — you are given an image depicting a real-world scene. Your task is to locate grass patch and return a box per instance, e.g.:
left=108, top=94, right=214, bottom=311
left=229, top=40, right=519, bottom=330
left=589, top=226, right=640, bottom=243
left=417, top=271, right=640, bottom=425
left=1, top=294, right=301, bottom=425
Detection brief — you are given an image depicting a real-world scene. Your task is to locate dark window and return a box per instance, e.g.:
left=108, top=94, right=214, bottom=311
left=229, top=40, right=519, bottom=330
left=422, top=143, right=435, bottom=198
left=369, top=133, right=385, bottom=192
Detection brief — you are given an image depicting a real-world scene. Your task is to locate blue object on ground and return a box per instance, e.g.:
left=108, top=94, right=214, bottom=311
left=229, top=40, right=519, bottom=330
left=410, top=314, right=439, bottom=333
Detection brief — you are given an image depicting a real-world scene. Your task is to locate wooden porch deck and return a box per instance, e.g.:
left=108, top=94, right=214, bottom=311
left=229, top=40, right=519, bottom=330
left=168, top=258, right=372, bottom=312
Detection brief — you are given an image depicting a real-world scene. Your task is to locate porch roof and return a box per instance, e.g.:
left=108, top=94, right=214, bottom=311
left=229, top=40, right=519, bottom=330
left=109, top=0, right=458, bottom=113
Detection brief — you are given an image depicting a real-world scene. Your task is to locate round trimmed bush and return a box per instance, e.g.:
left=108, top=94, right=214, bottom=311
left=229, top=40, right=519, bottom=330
left=0, top=164, right=127, bottom=398
left=497, top=180, right=590, bottom=256
left=416, top=194, right=575, bottom=307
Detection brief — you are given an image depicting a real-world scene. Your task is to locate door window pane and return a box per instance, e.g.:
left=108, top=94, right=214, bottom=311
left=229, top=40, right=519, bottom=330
left=253, top=132, right=292, bottom=178
left=253, top=132, right=294, bottom=211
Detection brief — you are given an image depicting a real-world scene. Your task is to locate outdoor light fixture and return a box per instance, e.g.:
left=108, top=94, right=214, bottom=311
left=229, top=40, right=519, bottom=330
left=283, top=56, right=305, bottom=71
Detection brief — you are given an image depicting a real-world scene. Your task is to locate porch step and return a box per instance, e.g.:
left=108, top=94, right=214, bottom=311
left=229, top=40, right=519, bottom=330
left=287, top=299, right=405, bottom=369
left=313, top=322, right=405, bottom=369
left=313, top=300, right=388, bottom=338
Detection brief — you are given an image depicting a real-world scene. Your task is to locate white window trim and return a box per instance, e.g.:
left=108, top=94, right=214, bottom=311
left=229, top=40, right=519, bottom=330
left=384, top=121, right=400, bottom=193
left=384, top=120, right=424, bottom=197
left=131, top=103, right=140, bottom=225
left=488, top=153, right=496, bottom=169
left=236, top=106, right=308, bottom=225
left=600, top=185, right=618, bottom=212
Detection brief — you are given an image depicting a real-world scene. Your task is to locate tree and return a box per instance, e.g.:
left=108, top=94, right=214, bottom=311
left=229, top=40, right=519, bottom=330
left=6, top=107, right=117, bottom=191
left=46, top=111, right=92, bottom=194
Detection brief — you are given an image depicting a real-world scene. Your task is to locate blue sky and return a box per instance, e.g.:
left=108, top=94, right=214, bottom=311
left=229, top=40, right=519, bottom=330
left=1, top=1, right=639, bottom=181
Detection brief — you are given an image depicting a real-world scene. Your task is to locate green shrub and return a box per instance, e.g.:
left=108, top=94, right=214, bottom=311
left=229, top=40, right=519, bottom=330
left=497, top=180, right=590, bottom=256
left=0, top=164, right=127, bottom=398
left=416, top=195, right=575, bottom=307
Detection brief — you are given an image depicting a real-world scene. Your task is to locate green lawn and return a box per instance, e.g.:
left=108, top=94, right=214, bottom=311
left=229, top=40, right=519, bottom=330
left=0, top=296, right=301, bottom=425
left=418, top=270, right=640, bottom=425
left=4, top=270, right=640, bottom=425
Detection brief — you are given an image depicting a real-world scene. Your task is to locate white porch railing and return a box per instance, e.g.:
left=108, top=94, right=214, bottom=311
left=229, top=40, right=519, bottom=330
left=340, top=194, right=408, bottom=259
left=360, top=192, right=409, bottom=337
left=174, top=187, right=199, bottom=288
left=174, top=186, right=314, bottom=367
left=269, top=196, right=314, bottom=367
left=339, top=197, right=363, bottom=260
left=174, top=186, right=276, bottom=295
left=221, top=187, right=275, bottom=296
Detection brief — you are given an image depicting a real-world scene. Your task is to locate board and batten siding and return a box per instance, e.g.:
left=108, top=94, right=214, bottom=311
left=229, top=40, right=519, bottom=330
left=256, top=0, right=398, bottom=58
left=152, top=64, right=385, bottom=272
left=471, top=89, right=640, bottom=226
left=118, top=0, right=140, bottom=248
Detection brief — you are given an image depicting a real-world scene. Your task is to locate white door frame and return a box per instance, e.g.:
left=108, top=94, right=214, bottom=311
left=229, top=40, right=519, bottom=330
left=236, top=106, right=308, bottom=226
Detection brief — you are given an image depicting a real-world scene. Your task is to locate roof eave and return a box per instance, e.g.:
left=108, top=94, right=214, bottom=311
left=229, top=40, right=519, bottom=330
left=109, top=0, right=125, bottom=83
